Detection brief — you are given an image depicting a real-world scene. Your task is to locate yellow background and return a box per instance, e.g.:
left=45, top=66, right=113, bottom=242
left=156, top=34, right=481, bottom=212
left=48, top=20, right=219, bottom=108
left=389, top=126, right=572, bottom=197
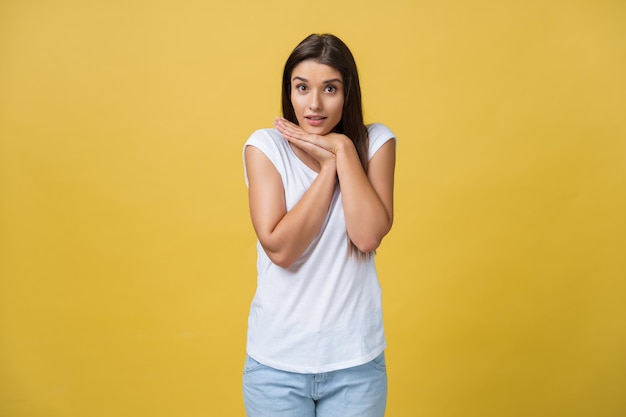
left=1, top=0, right=625, bottom=416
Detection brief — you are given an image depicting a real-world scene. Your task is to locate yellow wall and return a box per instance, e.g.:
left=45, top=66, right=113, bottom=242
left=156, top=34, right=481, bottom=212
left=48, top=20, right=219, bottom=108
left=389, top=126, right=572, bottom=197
left=1, top=1, right=624, bottom=416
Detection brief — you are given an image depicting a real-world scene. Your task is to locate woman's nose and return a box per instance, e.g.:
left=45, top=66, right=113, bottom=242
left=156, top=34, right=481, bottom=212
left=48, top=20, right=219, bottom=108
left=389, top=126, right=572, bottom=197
left=308, top=92, right=322, bottom=111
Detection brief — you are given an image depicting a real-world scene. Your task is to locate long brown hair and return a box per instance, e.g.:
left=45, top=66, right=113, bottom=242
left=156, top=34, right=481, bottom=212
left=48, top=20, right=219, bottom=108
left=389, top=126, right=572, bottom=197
left=281, top=34, right=370, bottom=258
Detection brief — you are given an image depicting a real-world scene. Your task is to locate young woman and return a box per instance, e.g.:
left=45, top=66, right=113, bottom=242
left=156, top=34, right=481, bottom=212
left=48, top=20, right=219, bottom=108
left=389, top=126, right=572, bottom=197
left=242, top=33, right=396, bottom=417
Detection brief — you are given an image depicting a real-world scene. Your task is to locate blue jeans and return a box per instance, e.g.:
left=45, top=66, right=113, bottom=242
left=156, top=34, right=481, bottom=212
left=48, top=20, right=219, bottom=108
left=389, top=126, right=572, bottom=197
left=242, top=352, right=387, bottom=417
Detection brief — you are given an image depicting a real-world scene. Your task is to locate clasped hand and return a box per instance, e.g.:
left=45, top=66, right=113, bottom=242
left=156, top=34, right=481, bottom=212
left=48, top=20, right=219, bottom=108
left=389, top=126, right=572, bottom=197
left=273, top=117, right=349, bottom=167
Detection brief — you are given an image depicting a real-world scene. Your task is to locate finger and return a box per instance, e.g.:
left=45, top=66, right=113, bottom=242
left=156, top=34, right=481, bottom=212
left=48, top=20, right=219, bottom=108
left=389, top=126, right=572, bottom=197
left=275, top=117, right=303, bottom=134
left=275, top=117, right=300, bottom=130
left=288, top=138, right=334, bottom=160
left=274, top=120, right=308, bottom=142
left=273, top=117, right=295, bottom=136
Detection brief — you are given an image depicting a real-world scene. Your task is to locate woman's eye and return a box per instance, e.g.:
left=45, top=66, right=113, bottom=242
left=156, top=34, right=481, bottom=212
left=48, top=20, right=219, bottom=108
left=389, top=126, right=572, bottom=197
left=296, top=84, right=307, bottom=92
left=325, top=85, right=337, bottom=93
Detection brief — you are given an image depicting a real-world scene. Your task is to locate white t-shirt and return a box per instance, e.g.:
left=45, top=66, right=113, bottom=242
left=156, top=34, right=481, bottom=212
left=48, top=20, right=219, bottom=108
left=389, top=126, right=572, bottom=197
left=243, top=123, right=395, bottom=373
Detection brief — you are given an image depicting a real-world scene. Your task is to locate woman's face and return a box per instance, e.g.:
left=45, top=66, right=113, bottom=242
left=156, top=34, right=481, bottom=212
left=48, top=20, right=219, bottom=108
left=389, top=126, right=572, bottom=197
left=290, top=60, right=344, bottom=135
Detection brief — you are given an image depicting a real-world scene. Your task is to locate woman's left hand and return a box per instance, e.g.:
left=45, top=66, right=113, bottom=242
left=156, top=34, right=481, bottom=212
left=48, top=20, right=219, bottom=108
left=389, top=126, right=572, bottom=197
left=273, top=117, right=348, bottom=155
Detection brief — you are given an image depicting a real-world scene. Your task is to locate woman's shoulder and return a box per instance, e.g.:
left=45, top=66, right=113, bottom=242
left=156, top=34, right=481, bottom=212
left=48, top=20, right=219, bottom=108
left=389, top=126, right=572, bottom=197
left=242, top=128, right=290, bottom=183
left=367, top=123, right=396, bottom=141
left=366, top=123, right=396, bottom=159
left=245, top=128, right=288, bottom=151
left=247, top=127, right=283, bottom=143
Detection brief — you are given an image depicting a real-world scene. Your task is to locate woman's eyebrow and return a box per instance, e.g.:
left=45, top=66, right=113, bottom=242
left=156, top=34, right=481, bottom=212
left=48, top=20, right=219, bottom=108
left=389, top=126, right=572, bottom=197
left=291, top=76, right=343, bottom=84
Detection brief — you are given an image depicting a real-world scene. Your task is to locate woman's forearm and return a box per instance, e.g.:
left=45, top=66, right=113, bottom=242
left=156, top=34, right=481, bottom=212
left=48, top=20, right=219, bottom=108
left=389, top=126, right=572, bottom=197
left=335, top=139, right=395, bottom=253
left=254, top=163, right=338, bottom=268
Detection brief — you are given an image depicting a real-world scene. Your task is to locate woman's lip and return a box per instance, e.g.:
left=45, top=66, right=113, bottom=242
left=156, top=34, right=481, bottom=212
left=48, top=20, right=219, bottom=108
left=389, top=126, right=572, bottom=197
left=305, top=116, right=326, bottom=126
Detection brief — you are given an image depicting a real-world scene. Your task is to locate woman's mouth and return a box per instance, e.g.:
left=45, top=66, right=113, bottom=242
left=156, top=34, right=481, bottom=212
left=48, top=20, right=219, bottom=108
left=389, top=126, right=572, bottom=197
left=305, top=116, right=326, bottom=126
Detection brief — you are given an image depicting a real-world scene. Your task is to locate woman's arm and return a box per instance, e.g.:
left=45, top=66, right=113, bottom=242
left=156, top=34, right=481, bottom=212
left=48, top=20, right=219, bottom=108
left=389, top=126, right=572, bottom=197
left=244, top=144, right=337, bottom=269
left=335, top=138, right=395, bottom=253
left=274, top=118, right=396, bottom=253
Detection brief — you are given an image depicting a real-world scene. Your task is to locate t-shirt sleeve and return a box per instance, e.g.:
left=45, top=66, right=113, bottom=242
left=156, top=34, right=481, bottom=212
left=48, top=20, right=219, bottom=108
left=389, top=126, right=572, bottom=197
left=367, top=123, right=396, bottom=161
left=243, top=129, right=283, bottom=187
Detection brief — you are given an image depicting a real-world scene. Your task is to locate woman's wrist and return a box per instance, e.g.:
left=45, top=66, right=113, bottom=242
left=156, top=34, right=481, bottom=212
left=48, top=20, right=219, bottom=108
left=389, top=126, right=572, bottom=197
left=335, top=135, right=357, bottom=159
left=319, top=157, right=337, bottom=174
left=330, top=134, right=354, bottom=155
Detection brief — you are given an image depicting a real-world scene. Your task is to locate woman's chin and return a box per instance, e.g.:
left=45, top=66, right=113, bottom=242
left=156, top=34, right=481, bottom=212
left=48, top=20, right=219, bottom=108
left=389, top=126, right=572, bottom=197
left=300, top=124, right=334, bottom=136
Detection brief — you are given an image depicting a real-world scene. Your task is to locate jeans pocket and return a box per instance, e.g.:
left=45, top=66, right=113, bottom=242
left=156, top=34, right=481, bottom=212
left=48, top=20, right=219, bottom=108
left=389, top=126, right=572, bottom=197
left=367, top=352, right=387, bottom=372
left=243, top=355, right=266, bottom=374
